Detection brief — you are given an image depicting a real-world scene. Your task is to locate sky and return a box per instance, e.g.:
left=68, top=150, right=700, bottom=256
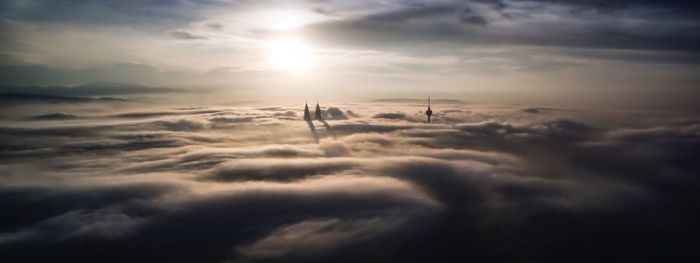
left=1, top=1, right=700, bottom=262
left=1, top=0, right=699, bottom=108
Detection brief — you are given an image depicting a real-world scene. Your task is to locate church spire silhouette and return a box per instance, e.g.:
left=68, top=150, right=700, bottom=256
left=303, top=100, right=311, bottom=121
left=426, top=96, right=432, bottom=123
left=314, top=100, right=323, bottom=120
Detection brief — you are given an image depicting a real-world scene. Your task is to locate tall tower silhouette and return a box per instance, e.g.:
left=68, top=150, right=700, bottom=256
left=426, top=96, right=432, bottom=123
left=314, top=100, right=323, bottom=120
left=303, top=101, right=311, bottom=121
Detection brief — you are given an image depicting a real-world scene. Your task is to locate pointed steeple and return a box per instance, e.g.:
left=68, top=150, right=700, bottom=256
left=425, top=96, right=432, bottom=123
left=314, top=100, right=323, bottom=120
left=303, top=100, right=311, bottom=121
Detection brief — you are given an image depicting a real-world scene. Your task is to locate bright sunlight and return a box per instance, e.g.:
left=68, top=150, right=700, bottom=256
left=265, top=37, right=314, bottom=72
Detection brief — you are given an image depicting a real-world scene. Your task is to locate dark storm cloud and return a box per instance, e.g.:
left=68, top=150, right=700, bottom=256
left=1, top=102, right=699, bottom=262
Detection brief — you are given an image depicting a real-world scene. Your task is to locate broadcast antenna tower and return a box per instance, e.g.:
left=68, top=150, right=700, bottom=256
left=426, top=96, right=432, bottom=123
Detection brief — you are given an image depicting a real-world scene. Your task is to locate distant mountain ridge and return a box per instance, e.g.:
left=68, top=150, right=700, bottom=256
left=0, top=82, right=180, bottom=97
left=373, top=98, right=464, bottom=104
left=0, top=92, right=126, bottom=103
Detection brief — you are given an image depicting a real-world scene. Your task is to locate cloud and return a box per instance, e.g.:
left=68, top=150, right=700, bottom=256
left=459, top=7, right=488, bottom=25
left=237, top=217, right=406, bottom=261
left=0, top=100, right=699, bottom=262
left=1, top=0, right=698, bottom=99
left=171, top=30, right=206, bottom=40
left=0, top=64, right=195, bottom=86
left=521, top=107, right=541, bottom=113
left=373, top=112, right=407, bottom=120
left=206, top=23, right=223, bottom=30
left=202, top=158, right=357, bottom=182
left=326, top=107, right=348, bottom=120
left=0, top=0, right=217, bottom=27
left=303, top=0, right=700, bottom=67
left=0, top=93, right=125, bottom=105
left=27, top=112, right=80, bottom=120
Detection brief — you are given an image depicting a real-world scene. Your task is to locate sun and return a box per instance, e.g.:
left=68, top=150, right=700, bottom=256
left=265, top=37, right=313, bottom=72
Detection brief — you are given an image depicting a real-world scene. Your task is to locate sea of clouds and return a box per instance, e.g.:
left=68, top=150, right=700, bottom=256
left=1, top=99, right=699, bottom=262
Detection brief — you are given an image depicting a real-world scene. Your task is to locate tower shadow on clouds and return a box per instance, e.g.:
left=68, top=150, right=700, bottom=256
left=304, top=101, right=337, bottom=142
left=315, top=101, right=337, bottom=139
left=303, top=102, right=319, bottom=143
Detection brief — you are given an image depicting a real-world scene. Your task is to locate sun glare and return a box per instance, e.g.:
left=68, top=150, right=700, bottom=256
left=266, top=38, right=313, bottom=72
left=266, top=10, right=305, bottom=31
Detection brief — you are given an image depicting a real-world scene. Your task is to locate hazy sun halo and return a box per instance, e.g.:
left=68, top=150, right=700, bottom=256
left=265, top=10, right=305, bottom=31
left=266, top=38, right=313, bottom=72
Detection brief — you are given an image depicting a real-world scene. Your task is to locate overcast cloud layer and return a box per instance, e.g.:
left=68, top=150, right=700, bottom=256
left=1, top=97, right=699, bottom=262
left=0, top=0, right=698, bottom=107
